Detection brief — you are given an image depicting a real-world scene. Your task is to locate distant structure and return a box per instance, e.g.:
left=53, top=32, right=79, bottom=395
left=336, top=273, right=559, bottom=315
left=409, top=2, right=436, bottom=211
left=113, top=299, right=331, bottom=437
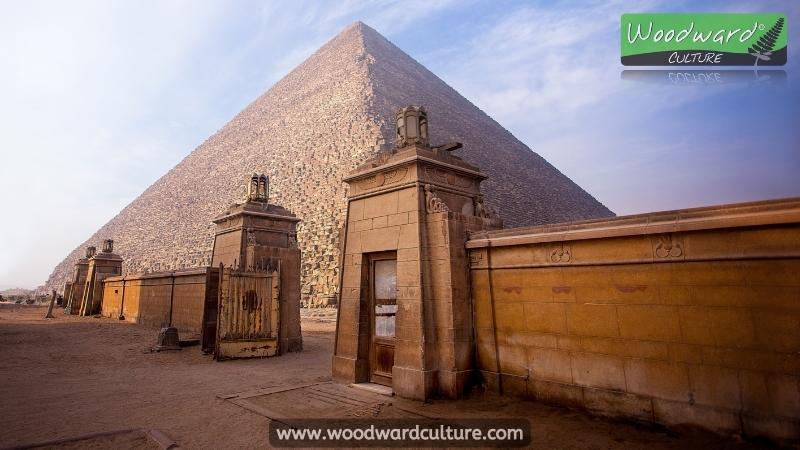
left=45, top=21, right=612, bottom=306
left=78, top=239, right=122, bottom=316
left=63, top=246, right=95, bottom=314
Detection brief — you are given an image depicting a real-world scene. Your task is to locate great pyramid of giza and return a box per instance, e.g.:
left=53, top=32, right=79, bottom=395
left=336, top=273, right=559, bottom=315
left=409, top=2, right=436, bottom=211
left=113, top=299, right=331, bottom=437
left=45, top=22, right=613, bottom=304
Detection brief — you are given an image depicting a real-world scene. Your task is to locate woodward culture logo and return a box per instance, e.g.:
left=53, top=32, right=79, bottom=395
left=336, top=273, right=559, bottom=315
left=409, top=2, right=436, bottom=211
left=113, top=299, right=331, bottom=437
left=621, top=13, right=787, bottom=66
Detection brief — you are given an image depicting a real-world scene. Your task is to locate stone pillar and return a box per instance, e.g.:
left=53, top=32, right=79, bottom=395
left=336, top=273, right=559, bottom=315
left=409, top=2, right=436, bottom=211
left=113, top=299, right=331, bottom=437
left=64, top=246, right=95, bottom=315
left=333, top=106, right=502, bottom=400
left=79, top=241, right=122, bottom=316
left=211, top=174, right=302, bottom=353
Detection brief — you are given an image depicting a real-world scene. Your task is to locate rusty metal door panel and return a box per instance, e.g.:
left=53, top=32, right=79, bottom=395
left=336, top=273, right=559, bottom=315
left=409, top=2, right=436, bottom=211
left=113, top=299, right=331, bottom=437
left=215, top=263, right=280, bottom=360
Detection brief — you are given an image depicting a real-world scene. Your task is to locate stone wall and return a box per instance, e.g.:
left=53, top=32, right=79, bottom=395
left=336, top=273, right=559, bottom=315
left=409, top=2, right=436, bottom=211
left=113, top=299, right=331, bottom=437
left=102, top=268, right=213, bottom=335
left=467, top=198, right=800, bottom=443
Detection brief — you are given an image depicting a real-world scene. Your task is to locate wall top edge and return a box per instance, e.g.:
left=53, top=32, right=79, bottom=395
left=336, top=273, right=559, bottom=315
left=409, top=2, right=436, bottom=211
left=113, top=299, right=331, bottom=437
left=467, top=197, right=800, bottom=248
left=103, top=267, right=212, bottom=283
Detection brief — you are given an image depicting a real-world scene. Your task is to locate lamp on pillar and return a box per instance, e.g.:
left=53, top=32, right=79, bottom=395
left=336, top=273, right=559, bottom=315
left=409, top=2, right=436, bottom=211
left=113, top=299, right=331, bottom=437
left=86, top=246, right=96, bottom=258
left=102, top=239, right=114, bottom=253
left=246, top=173, right=269, bottom=203
left=395, top=105, right=428, bottom=149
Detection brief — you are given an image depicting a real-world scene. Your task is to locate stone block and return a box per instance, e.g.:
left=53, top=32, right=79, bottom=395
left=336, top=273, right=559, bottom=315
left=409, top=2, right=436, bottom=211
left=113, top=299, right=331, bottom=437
left=571, top=353, right=626, bottom=391
left=494, top=303, right=524, bottom=331
left=707, top=307, right=756, bottom=348
left=493, top=267, right=562, bottom=288
left=766, top=374, right=800, bottom=419
left=501, top=331, right=557, bottom=349
left=392, top=366, right=436, bottom=401
left=398, top=224, right=420, bottom=249
left=523, top=302, right=567, bottom=333
left=497, top=341, right=528, bottom=377
left=387, top=212, right=408, bottom=226
left=348, top=199, right=365, bottom=222
left=527, top=379, right=585, bottom=409
left=653, top=399, right=741, bottom=435
left=617, top=305, right=681, bottom=342
left=742, top=413, right=800, bottom=442
left=351, top=218, right=373, bottom=232
left=584, top=388, right=654, bottom=422
left=372, top=215, right=388, bottom=228
left=667, top=343, right=703, bottom=364
left=360, top=226, right=400, bottom=252
left=688, top=365, right=741, bottom=409
left=678, top=306, right=714, bottom=345
left=363, top=191, right=398, bottom=219
left=625, top=359, right=690, bottom=402
left=527, top=347, right=573, bottom=383
left=579, top=336, right=670, bottom=360
left=397, top=187, right=419, bottom=213
left=752, top=310, right=800, bottom=353
left=566, top=304, right=620, bottom=338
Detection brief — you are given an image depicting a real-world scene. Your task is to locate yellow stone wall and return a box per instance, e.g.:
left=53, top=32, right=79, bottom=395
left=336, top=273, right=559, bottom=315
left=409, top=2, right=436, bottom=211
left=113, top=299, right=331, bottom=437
left=467, top=198, right=800, bottom=443
left=102, top=268, right=212, bottom=335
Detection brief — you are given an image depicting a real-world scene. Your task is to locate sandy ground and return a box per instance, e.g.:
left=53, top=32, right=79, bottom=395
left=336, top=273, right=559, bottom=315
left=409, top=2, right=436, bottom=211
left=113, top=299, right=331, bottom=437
left=0, top=304, right=766, bottom=449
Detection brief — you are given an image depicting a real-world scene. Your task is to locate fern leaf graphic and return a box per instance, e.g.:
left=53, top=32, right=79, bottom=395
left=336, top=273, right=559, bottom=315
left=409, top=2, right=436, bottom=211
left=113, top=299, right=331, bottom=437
left=749, top=18, right=785, bottom=66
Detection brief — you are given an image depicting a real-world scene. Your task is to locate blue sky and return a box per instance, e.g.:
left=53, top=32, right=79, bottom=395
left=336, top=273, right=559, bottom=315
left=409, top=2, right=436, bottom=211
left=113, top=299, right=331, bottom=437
left=1, top=0, right=798, bottom=289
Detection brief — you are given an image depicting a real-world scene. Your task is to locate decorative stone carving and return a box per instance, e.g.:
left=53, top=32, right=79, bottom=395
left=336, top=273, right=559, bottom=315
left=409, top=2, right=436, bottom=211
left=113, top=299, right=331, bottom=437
left=550, top=243, right=571, bottom=263
left=383, top=167, right=407, bottom=183
left=426, top=167, right=448, bottom=183
left=357, top=167, right=408, bottom=191
left=469, top=250, right=485, bottom=267
left=288, top=233, right=298, bottom=248
left=424, top=184, right=449, bottom=213
left=446, top=172, right=473, bottom=189
left=654, top=234, right=683, bottom=258
left=246, top=228, right=256, bottom=246
left=474, top=195, right=496, bottom=219
left=396, top=105, right=428, bottom=149
left=246, top=173, right=269, bottom=203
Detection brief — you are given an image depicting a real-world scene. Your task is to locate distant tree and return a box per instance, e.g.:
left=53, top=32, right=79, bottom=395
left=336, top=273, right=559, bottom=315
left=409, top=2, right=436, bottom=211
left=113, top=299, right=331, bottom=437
left=749, top=17, right=785, bottom=66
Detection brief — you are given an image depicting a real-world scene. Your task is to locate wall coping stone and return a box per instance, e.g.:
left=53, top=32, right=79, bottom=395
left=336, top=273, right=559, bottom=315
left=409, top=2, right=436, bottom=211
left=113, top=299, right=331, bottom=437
left=467, top=197, right=800, bottom=248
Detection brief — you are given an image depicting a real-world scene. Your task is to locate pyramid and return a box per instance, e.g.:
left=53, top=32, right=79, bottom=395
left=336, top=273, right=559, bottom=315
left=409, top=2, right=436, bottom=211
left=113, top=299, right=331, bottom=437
left=45, top=22, right=613, bottom=304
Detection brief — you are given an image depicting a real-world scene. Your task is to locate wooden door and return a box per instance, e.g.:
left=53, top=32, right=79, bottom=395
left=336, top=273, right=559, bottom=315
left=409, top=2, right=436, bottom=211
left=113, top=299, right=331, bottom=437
left=369, top=253, right=397, bottom=386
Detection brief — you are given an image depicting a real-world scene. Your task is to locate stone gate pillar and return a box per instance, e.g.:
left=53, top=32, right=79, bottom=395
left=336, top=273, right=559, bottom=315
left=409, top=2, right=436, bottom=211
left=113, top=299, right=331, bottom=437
left=211, top=174, right=303, bottom=353
left=64, top=246, right=94, bottom=314
left=333, top=106, right=502, bottom=400
left=79, top=240, right=122, bottom=316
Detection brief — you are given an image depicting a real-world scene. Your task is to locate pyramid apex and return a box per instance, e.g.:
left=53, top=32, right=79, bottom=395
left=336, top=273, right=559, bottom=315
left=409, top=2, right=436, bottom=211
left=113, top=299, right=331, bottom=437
left=340, top=20, right=382, bottom=39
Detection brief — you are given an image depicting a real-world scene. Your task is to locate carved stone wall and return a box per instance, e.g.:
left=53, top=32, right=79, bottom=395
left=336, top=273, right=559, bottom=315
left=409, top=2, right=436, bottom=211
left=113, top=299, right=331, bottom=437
left=467, top=198, right=800, bottom=443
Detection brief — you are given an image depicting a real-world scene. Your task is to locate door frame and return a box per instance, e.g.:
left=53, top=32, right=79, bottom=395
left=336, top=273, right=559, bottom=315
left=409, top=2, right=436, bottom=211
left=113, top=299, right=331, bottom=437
left=367, top=251, right=397, bottom=386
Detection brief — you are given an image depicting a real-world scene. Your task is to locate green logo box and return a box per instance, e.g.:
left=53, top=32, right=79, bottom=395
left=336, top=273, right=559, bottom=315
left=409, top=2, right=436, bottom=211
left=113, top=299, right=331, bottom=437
left=621, top=13, right=787, bottom=66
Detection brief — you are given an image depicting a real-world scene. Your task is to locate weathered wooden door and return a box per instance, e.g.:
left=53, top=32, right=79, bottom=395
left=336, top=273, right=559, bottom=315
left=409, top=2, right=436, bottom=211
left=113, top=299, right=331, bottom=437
left=200, top=267, right=220, bottom=353
left=369, top=253, right=397, bottom=386
left=215, top=264, right=280, bottom=360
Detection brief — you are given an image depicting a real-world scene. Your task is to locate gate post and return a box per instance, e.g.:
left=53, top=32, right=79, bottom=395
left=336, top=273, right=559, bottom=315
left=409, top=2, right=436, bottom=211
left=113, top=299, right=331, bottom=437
left=333, top=106, right=502, bottom=400
left=211, top=174, right=302, bottom=354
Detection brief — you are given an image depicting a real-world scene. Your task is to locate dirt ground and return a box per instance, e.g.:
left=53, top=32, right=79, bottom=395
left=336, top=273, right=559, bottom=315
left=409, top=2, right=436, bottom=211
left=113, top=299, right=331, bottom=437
left=0, top=304, right=766, bottom=449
